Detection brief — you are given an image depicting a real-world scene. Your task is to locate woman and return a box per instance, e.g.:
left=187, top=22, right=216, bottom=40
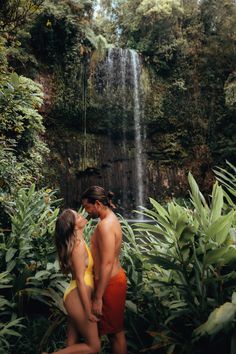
left=43, top=209, right=100, bottom=354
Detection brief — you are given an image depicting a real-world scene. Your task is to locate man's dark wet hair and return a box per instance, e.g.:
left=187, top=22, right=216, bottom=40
left=82, top=186, right=115, bottom=209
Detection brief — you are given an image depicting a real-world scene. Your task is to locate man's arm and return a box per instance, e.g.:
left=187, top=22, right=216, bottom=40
left=93, top=221, right=116, bottom=315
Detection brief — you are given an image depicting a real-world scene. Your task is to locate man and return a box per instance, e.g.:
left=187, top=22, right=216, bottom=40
left=82, top=186, right=127, bottom=354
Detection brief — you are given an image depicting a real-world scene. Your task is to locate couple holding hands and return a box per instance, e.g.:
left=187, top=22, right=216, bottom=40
left=43, top=186, right=127, bottom=354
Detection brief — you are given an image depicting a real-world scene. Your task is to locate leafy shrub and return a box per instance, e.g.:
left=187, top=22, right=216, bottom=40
left=0, top=72, right=49, bottom=203
left=1, top=170, right=236, bottom=354
left=0, top=271, right=24, bottom=354
left=0, top=185, right=61, bottom=353
left=121, top=172, right=236, bottom=353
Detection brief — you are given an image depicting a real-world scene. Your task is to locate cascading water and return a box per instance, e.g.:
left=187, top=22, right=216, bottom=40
left=120, top=49, right=129, bottom=209
left=130, top=49, right=144, bottom=208
left=105, top=49, right=115, bottom=190
left=102, top=47, right=145, bottom=211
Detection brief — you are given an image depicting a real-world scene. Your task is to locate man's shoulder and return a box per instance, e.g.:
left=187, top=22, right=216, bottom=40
left=99, top=214, right=121, bottom=232
left=97, top=218, right=111, bottom=231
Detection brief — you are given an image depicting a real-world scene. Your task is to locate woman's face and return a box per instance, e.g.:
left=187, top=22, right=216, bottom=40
left=74, top=212, right=87, bottom=230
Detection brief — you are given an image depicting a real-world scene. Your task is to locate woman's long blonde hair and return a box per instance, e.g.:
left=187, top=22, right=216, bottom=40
left=55, top=209, right=77, bottom=274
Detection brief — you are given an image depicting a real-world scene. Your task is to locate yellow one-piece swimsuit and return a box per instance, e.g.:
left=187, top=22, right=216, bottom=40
left=63, top=242, right=94, bottom=302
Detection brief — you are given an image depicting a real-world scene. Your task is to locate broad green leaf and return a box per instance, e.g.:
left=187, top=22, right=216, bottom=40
left=10, top=72, right=19, bottom=88
left=222, top=248, right=236, bottom=264
left=194, top=301, right=236, bottom=336
left=167, top=202, right=180, bottom=227
left=210, top=183, right=223, bottom=222
left=148, top=255, right=182, bottom=271
left=205, top=247, right=229, bottom=265
left=5, top=247, right=17, bottom=262
left=134, top=223, right=171, bottom=243
left=205, top=246, right=236, bottom=265
left=0, top=271, right=9, bottom=281
left=179, top=227, right=196, bottom=243
left=188, top=172, right=209, bottom=229
left=6, top=259, right=16, bottom=272
left=149, top=197, right=169, bottom=219
left=175, top=216, right=189, bottom=239
left=206, top=211, right=235, bottom=244
left=34, top=270, right=50, bottom=279
left=126, top=300, right=138, bottom=313
left=232, top=292, right=236, bottom=305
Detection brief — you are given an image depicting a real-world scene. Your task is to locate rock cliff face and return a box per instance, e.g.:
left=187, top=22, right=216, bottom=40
left=44, top=127, right=214, bottom=216
left=39, top=48, right=215, bottom=216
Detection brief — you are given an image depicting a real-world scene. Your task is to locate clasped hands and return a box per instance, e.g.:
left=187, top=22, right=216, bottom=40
left=89, top=298, right=103, bottom=322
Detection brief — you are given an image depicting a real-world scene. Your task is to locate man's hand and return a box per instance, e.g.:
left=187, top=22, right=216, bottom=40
left=92, top=298, right=103, bottom=316
left=88, top=313, right=100, bottom=322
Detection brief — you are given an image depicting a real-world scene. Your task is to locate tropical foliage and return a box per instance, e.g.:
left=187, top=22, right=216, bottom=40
left=0, top=185, right=61, bottom=354
left=1, top=0, right=236, bottom=353
left=0, top=72, right=48, bottom=197
left=0, top=1, right=48, bottom=211
left=121, top=171, right=236, bottom=353
left=1, top=168, right=235, bottom=353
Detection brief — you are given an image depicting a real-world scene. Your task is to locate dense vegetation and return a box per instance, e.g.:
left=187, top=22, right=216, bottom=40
left=0, top=1, right=236, bottom=353
left=6, top=0, right=234, bottom=162
left=1, top=165, right=236, bottom=353
left=94, top=0, right=236, bottom=162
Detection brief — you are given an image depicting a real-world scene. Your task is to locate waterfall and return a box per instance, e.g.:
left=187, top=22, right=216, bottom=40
left=106, top=48, right=114, bottom=190
left=130, top=49, right=144, bottom=208
left=120, top=48, right=129, bottom=209
left=98, top=47, right=145, bottom=212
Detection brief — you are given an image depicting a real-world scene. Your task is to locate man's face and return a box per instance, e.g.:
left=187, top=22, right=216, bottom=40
left=82, top=199, right=98, bottom=218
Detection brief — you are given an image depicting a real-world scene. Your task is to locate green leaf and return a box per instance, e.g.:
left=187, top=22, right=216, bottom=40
left=134, top=223, right=171, bottom=243
left=210, top=182, right=224, bottom=222
left=206, top=211, right=235, bottom=244
left=0, top=271, right=9, bottom=281
left=34, top=270, right=50, bottom=280
left=10, top=72, right=20, bottom=88
left=205, top=247, right=229, bottom=265
left=175, top=217, right=189, bottom=239
left=149, top=197, right=169, bottom=219
left=6, top=259, right=16, bottom=272
left=194, top=301, right=236, bottom=337
left=126, top=300, right=138, bottom=313
left=148, top=255, right=182, bottom=271
left=5, top=247, right=17, bottom=262
left=188, top=172, right=209, bottom=229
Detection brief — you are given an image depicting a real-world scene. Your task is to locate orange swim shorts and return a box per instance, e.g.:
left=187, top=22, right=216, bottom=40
left=95, top=268, right=127, bottom=335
